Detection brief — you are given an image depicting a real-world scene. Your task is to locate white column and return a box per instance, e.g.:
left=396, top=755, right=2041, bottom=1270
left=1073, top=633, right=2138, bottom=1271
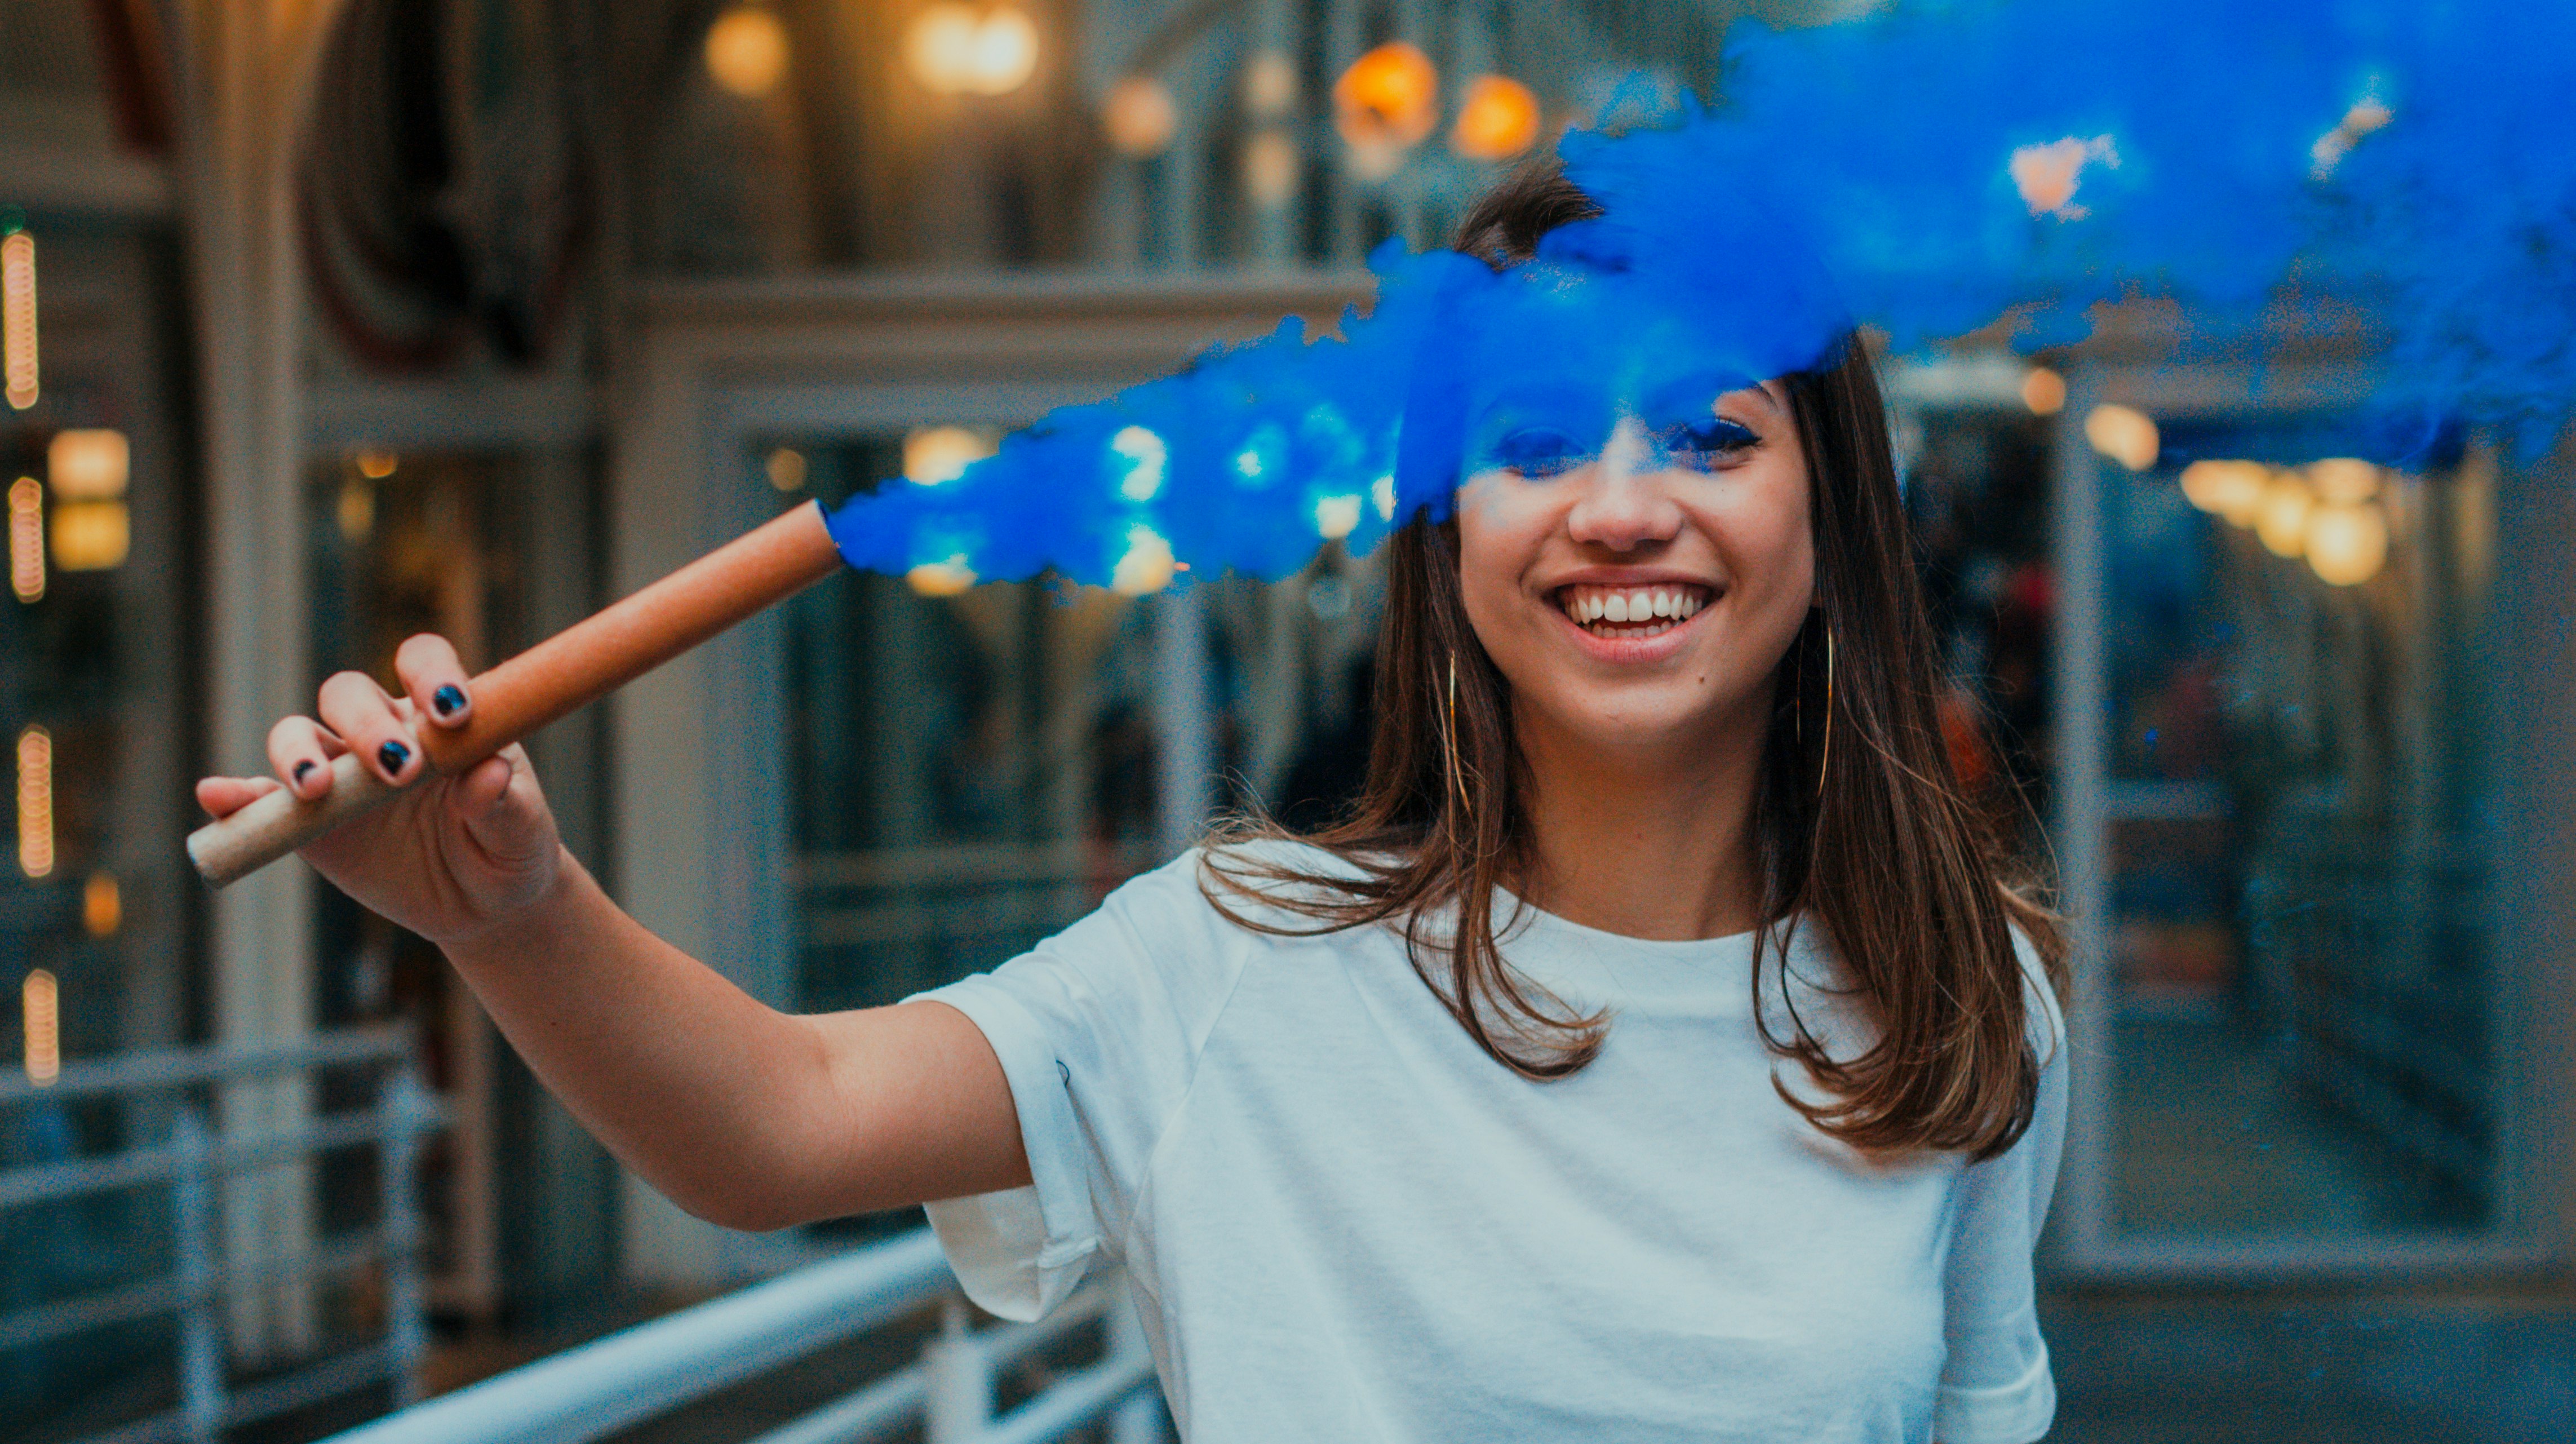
left=173, top=0, right=348, bottom=1363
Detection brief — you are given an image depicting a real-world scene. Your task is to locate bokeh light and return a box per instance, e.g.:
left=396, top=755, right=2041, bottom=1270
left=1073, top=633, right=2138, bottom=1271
left=1451, top=75, right=1540, bottom=162
left=704, top=7, right=790, bottom=99
left=1104, top=76, right=1177, bottom=158
left=2083, top=404, right=2160, bottom=471
left=1334, top=43, right=1439, bottom=155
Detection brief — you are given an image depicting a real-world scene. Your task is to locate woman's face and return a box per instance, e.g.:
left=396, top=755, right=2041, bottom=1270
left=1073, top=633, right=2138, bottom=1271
left=1453, top=382, right=1815, bottom=762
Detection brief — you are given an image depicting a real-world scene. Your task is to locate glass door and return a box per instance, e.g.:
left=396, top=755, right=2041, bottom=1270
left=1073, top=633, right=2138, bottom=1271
left=2052, top=378, right=2520, bottom=1272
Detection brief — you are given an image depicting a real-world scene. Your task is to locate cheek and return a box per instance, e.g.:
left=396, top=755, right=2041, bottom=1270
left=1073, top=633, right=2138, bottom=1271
left=1453, top=473, right=1552, bottom=622
left=1726, top=462, right=1816, bottom=611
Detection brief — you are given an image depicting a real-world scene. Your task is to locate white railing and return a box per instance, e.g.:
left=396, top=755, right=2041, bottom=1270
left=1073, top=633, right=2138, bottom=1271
left=0, top=1026, right=445, bottom=1444
left=322, top=1229, right=1165, bottom=1444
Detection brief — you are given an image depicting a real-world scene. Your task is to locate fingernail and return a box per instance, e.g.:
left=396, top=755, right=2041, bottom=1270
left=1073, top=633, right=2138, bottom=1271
left=292, top=760, right=316, bottom=784
left=433, top=684, right=467, bottom=718
left=378, top=740, right=411, bottom=777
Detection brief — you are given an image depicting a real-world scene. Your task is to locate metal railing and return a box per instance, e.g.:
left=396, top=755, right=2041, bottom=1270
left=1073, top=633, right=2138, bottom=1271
left=322, top=1228, right=1165, bottom=1444
left=0, top=1026, right=445, bottom=1444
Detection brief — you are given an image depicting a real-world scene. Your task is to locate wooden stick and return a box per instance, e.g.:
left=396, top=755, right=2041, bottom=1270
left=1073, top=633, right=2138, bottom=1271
left=187, top=502, right=846, bottom=888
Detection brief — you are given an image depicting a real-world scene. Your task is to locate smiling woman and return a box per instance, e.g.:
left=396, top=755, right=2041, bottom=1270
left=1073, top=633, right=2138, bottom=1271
left=197, top=157, right=2077, bottom=1444
left=1208, top=166, right=2065, bottom=1148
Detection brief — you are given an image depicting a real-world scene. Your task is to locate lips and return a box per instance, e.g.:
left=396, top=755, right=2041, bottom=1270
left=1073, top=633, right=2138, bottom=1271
left=1556, top=582, right=1712, bottom=639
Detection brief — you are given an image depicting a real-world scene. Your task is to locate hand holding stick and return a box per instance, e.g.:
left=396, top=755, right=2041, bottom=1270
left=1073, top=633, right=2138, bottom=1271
left=187, top=502, right=844, bottom=888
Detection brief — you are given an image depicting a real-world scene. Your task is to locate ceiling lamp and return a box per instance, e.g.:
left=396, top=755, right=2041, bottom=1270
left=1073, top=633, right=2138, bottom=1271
left=2255, top=469, right=2313, bottom=557
left=1104, top=75, right=1177, bottom=157
left=704, top=7, right=790, bottom=99
left=2305, top=502, right=2388, bottom=586
left=905, top=425, right=997, bottom=486
left=2082, top=404, right=2159, bottom=471
left=2307, top=457, right=2380, bottom=506
left=1242, top=50, right=1298, bottom=120
left=906, top=5, right=1039, bottom=98
left=1334, top=42, right=1438, bottom=157
left=1243, top=131, right=1300, bottom=206
left=1451, top=74, right=1539, bottom=161
left=2019, top=367, right=2065, bottom=415
left=2179, top=459, right=2268, bottom=527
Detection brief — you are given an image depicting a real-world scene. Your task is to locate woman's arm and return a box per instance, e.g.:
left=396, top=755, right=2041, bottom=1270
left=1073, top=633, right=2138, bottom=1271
left=197, top=634, right=1029, bottom=1232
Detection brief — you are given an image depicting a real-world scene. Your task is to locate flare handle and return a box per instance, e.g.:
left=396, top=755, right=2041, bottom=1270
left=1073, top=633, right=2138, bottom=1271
left=188, top=502, right=844, bottom=888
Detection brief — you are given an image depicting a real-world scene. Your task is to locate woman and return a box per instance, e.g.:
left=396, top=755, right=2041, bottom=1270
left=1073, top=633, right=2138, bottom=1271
left=198, top=165, right=2067, bottom=1442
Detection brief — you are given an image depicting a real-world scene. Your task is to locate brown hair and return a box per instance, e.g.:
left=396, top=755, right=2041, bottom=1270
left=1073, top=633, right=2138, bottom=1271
left=1205, top=162, right=2068, bottom=1162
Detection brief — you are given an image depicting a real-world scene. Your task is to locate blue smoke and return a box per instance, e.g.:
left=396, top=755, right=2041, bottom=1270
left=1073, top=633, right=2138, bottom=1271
left=826, top=0, right=2576, bottom=589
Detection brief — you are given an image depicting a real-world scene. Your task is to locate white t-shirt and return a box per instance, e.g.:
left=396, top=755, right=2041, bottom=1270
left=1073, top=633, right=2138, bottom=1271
left=912, top=845, right=2065, bottom=1443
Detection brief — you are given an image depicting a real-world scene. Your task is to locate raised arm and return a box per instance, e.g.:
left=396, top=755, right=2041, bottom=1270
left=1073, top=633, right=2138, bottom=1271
left=195, top=634, right=1028, bottom=1232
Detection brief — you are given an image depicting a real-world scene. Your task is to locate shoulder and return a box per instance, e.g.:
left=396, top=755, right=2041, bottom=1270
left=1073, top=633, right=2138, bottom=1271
left=1191, top=835, right=1392, bottom=927
left=1068, top=837, right=1371, bottom=968
left=2005, top=921, right=2069, bottom=1061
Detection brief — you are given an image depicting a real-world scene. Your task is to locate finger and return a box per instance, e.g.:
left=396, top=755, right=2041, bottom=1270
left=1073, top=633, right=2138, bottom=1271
left=267, top=716, right=347, bottom=799
left=446, top=745, right=554, bottom=865
left=317, top=671, right=422, bottom=786
left=197, top=774, right=282, bottom=820
left=394, top=634, right=474, bottom=730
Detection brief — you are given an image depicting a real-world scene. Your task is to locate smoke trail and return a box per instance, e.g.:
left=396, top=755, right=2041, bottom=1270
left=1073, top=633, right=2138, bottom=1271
left=826, top=0, right=2576, bottom=589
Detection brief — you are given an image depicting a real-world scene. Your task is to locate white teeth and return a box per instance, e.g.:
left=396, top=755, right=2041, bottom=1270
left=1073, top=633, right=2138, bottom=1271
left=1560, top=584, right=1711, bottom=633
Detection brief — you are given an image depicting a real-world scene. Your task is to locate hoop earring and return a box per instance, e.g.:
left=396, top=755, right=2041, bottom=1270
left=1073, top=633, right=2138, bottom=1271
left=1444, top=650, right=1469, bottom=816
left=1816, top=627, right=1836, bottom=803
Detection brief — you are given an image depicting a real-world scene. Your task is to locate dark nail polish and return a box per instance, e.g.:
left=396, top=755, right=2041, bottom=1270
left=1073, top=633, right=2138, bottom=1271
left=433, top=684, right=467, bottom=717
left=378, top=740, right=410, bottom=777
left=292, top=760, right=316, bottom=783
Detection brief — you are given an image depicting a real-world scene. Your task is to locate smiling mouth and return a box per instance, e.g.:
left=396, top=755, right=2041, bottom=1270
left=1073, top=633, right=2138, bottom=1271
left=1555, top=582, right=1713, bottom=640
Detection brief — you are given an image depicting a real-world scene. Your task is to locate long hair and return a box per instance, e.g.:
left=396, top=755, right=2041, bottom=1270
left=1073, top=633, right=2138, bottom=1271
left=1204, top=162, right=2068, bottom=1161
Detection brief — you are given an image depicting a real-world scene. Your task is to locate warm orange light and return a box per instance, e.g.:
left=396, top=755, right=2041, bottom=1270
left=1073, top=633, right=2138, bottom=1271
left=2306, top=502, right=2388, bottom=586
left=1110, top=524, right=1176, bottom=596
left=2180, top=460, right=2269, bottom=528
left=1242, top=50, right=1298, bottom=119
left=3, top=230, right=35, bottom=411
left=2307, top=457, right=2380, bottom=506
left=1103, top=76, right=1177, bottom=157
left=2256, top=471, right=2313, bottom=557
left=1451, top=75, right=1538, bottom=162
left=48, top=430, right=127, bottom=499
left=1334, top=43, right=1438, bottom=154
left=51, top=501, right=126, bottom=571
left=83, top=871, right=119, bottom=937
left=906, top=557, right=978, bottom=596
left=23, top=969, right=57, bottom=1085
left=17, top=725, right=52, bottom=879
left=10, top=477, right=42, bottom=602
left=2083, top=405, right=2159, bottom=471
left=2019, top=367, right=2065, bottom=415
left=2311, top=98, right=2392, bottom=179
left=355, top=450, right=398, bottom=480
left=766, top=448, right=808, bottom=492
left=1243, top=131, right=1300, bottom=206
left=705, top=7, right=790, bottom=99
left=2011, top=135, right=2115, bottom=218
left=905, top=426, right=997, bottom=486
left=336, top=480, right=374, bottom=543
left=906, top=4, right=1038, bottom=97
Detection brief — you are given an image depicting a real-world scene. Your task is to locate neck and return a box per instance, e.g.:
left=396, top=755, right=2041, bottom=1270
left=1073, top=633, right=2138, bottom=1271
left=1510, top=691, right=1771, bottom=943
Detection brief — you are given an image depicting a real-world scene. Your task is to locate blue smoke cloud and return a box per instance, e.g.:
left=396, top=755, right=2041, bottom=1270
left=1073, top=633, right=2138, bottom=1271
left=826, top=0, right=2576, bottom=590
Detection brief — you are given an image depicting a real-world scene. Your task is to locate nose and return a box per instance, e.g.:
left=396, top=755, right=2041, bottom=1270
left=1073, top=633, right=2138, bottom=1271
left=1564, top=419, right=1682, bottom=552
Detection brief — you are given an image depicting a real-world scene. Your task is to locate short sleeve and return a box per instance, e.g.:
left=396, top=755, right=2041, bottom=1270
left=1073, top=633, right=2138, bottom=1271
left=907, top=851, right=1253, bottom=1322
left=1934, top=938, right=2069, bottom=1444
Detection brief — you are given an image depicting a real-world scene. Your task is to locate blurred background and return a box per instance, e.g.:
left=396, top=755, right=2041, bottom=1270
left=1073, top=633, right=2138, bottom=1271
left=2, top=1, right=2571, bottom=1441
